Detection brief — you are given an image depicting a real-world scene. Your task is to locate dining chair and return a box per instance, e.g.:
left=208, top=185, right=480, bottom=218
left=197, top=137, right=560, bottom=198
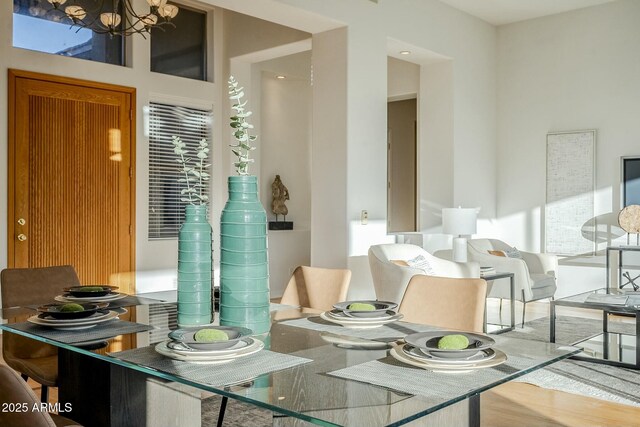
left=280, top=266, right=351, bottom=311
left=398, top=275, right=487, bottom=333
left=0, top=364, right=82, bottom=427
left=1, top=265, right=81, bottom=403
left=368, top=244, right=480, bottom=304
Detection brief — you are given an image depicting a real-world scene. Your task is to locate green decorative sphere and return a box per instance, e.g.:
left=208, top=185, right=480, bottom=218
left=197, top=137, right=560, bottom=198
left=347, top=303, right=376, bottom=311
left=60, top=303, right=85, bottom=313
left=437, top=334, right=470, bottom=350
left=194, top=329, right=229, bottom=343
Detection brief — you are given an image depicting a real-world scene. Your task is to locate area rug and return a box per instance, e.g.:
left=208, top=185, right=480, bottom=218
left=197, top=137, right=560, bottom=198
left=506, top=315, right=640, bottom=408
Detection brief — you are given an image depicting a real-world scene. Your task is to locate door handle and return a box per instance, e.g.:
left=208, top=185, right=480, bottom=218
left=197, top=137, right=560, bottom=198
left=17, top=218, right=26, bottom=226
left=17, top=234, right=27, bottom=242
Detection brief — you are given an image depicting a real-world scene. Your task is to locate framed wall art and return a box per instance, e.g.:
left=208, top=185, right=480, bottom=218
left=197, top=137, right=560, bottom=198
left=545, top=130, right=596, bottom=255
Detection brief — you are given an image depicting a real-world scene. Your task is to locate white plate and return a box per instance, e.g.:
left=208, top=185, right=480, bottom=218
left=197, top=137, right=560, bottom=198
left=320, top=311, right=403, bottom=329
left=55, top=292, right=128, bottom=303
left=403, top=345, right=496, bottom=365
left=320, top=332, right=396, bottom=349
left=155, top=338, right=264, bottom=364
left=166, top=338, right=252, bottom=356
left=28, top=310, right=119, bottom=330
left=390, top=343, right=506, bottom=373
left=35, top=310, right=114, bottom=324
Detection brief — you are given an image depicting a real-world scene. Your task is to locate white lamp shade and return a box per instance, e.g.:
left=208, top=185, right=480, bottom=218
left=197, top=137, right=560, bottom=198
left=442, top=208, right=477, bottom=236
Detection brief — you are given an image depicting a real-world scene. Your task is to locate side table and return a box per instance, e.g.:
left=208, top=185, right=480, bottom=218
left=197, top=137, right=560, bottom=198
left=481, top=272, right=515, bottom=334
left=606, top=245, right=640, bottom=291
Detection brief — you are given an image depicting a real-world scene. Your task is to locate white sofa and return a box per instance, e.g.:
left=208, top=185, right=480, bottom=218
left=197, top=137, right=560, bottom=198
left=368, top=243, right=480, bottom=304
left=466, top=239, right=558, bottom=325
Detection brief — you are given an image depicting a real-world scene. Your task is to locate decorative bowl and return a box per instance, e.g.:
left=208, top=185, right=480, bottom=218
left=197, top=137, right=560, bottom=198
left=333, top=300, right=398, bottom=318
left=168, top=325, right=253, bottom=351
left=404, top=331, right=495, bottom=359
left=63, top=285, right=119, bottom=298
left=37, top=302, right=105, bottom=320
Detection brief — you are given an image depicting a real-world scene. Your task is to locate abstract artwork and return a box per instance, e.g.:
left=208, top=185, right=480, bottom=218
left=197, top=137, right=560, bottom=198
left=545, top=130, right=596, bottom=255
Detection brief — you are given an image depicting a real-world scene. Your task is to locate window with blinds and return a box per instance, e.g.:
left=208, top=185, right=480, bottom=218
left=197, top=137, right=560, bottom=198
left=148, top=102, right=212, bottom=239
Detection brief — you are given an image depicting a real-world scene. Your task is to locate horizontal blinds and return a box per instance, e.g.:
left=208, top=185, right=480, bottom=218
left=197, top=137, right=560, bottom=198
left=148, top=102, right=212, bottom=239
left=147, top=304, right=178, bottom=344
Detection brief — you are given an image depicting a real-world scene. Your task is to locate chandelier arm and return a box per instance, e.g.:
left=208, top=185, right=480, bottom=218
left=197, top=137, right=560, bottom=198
left=41, top=0, right=176, bottom=37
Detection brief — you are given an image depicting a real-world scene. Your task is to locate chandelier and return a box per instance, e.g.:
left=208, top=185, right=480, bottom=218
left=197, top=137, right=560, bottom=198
left=45, top=0, right=179, bottom=37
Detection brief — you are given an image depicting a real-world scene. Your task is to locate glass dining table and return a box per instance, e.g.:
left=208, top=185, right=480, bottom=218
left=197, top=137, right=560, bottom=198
left=0, top=292, right=580, bottom=427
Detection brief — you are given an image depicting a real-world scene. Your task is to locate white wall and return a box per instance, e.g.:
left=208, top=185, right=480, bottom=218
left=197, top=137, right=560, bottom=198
left=388, top=57, right=419, bottom=99
left=497, top=0, right=640, bottom=249
left=257, top=51, right=312, bottom=296
left=497, top=0, right=640, bottom=295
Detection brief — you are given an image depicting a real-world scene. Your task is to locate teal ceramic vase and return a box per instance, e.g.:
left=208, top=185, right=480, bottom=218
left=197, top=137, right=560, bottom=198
left=219, top=176, right=270, bottom=334
left=177, top=204, right=213, bottom=327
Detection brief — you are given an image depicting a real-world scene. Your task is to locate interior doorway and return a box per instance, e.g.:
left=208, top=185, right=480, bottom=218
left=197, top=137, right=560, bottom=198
left=8, top=70, right=136, bottom=293
left=387, top=98, right=417, bottom=232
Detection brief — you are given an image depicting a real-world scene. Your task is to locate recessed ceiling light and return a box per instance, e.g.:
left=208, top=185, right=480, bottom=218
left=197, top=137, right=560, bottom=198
left=276, top=75, right=286, bottom=79
left=399, top=50, right=411, bottom=55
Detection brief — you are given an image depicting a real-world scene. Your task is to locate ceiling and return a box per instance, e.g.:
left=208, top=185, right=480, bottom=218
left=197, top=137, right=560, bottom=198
left=436, top=0, right=616, bottom=26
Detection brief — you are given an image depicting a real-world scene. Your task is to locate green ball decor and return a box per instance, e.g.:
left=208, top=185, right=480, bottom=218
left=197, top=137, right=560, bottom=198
left=60, top=303, right=85, bottom=313
left=348, top=303, right=376, bottom=311
left=437, top=334, right=470, bottom=350
left=194, top=329, right=229, bottom=343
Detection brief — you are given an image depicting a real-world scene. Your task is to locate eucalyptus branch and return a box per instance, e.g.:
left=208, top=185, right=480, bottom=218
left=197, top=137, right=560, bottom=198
left=172, top=136, right=210, bottom=206
left=228, top=76, right=257, bottom=175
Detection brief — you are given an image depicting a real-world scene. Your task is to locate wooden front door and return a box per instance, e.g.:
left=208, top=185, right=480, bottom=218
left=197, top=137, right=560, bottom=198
left=8, top=70, right=136, bottom=293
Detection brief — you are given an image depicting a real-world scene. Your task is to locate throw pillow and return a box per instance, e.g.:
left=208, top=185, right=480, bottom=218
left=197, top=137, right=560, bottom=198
left=488, top=250, right=506, bottom=257
left=405, top=254, right=436, bottom=276
left=504, top=247, right=523, bottom=259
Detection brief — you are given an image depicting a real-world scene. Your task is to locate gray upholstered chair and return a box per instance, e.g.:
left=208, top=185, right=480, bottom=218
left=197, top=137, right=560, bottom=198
left=1, top=265, right=81, bottom=402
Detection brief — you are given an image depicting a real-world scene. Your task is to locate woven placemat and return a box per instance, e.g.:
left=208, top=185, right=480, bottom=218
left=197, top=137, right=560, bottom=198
left=328, top=353, right=549, bottom=398
left=6, top=319, right=154, bottom=344
left=279, top=316, right=437, bottom=339
left=111, top=346, right=312, bottom=387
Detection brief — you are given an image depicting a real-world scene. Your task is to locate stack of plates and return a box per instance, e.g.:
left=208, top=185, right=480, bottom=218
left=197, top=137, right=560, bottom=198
left=155, top=326, right=263, bottom=364
left=28, top=310, right=119, bottom=330
left=55, top=285, right=127, bottom=303
left=320, top=300, right=403, bottom=329
left=391, top=331, right=506, bottom=372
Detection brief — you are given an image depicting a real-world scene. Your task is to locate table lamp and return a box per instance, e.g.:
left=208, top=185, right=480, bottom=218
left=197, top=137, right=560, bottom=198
left=442, top=207, right=477, bottom=262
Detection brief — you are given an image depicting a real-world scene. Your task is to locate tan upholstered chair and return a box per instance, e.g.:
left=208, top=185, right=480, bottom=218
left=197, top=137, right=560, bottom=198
left=280, top=266, right=351, bottom=311
left=0, top=365, right=81, bottom=427
left=1, top=265, right=81, bottom=402
left=398, top=275, right=487, bottom=333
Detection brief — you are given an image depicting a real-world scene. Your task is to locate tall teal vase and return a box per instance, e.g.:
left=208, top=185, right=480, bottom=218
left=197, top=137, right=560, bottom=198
left=219, top=176, right=270, bottom=334
left=177, top=204, right=213, bottom=327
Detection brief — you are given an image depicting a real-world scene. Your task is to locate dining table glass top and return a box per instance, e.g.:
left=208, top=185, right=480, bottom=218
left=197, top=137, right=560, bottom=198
left=0, top=293, right=580, bottom=427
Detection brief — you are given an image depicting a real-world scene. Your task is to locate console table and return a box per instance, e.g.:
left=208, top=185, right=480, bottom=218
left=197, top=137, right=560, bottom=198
left=606, top=246, right=640, bottom=291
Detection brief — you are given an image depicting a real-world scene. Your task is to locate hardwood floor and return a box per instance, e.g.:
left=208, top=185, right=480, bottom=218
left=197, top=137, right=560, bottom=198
left=2, top=300, right=639, bottom=426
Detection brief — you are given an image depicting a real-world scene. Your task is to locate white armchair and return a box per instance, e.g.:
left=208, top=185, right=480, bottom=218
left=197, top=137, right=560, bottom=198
left=368, top=244, right=480, bottom=304
left=466, top=239, right=558, bottom=326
